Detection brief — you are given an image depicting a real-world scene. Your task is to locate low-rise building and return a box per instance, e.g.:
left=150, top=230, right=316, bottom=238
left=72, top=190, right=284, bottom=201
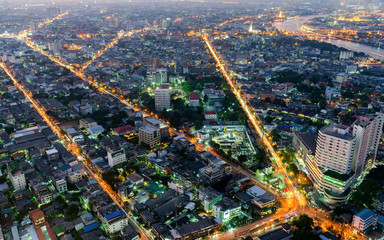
left=54, top=179, right=67, bottom=193
left=199, top=187, right=223, bottom=212
left=246, top=185, right=276, bottom=209
left=352, top=209, right=378, bottom=232
left=103, top=210, right=128, bottom=234
left=7, top=162, right=26, bottom=191
left=139, top=126, right=160, bottom=148
left=189, top=92, right=200, bottom=107
left=212, top=197, right=241, bottom=222
left=257, top=228, right=290, bottom=240
left=79, top=118, right=98, bottom=129
left=107, top=145, right=127, bottom=167
left=375, top=193, right=384, bottom=213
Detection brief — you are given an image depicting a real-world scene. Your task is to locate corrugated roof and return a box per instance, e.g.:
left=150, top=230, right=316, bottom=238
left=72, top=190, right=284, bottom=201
left=105, top=210, right=124, bottom=221
left=83, top=222, right=99, bottom=233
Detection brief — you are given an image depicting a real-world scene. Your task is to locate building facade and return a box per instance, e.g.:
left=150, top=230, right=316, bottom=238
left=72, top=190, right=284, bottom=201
left=155, top=84, right=171, bottom=111
left=139, top=126, right=161, bottom=148
left=107, top=145, right=127, bottom=167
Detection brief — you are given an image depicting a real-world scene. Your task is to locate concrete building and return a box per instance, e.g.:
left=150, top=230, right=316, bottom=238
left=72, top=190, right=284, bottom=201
left=155, top=84, right=170, bottom=111
left=352, top=209, right=378, bottom=232
left=79, top=118, right=98, bottom=129
left=246, top=185, right=276, bottom=209
left=352, top=114, right=384, bottom=175
left=139, top=126, right=161, bottom=148
left=7, top=162, right=26, bottom=191
left=257, top=228, right=290, bottom=240
left=46, top=149, right=59, bottom=161
left=103, top=210, right=128, bottom=234
left=143, top=117, right=169, bottom=139
left=55, top=179, right=67, bottom=193
left=189, top=92, right=200, bottom=107
left=374, top=194, right=384, bottom=213
left=304, top=114, right=384, bottom=206
left=212, top=197, right=241, bottom=222
left=147, top=68, right=168, bottom=87
left=107, top=145, right=127, bottom=167
left=199, top=187, right=223, bottom=212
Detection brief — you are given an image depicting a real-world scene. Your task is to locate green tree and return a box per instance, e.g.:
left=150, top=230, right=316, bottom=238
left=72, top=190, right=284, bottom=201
left=351, top=178, right=383, bottom=207
left=292, top=214, right=314, bottom=231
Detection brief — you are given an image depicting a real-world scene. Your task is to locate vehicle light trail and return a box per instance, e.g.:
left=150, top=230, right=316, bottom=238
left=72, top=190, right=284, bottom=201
left=38, top=11, right=69, bottom=28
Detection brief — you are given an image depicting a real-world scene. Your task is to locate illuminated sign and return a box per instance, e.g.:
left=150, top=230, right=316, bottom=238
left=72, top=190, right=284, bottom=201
left=223, top=210, right=230, bottom=219
left=323, top=176, right=345, bottom=187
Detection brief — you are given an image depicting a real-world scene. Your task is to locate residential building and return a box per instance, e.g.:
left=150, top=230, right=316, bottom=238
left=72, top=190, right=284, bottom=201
left=126, top=173, right=144, bottom=188
left=79, top=118, right=98, bottom=129
left=155, top=84, right=170, bottom=111
left=352, top=209, right=378, bottom=232
left=257, top=228, right=291, bottom=240
left=103, top=210, right=129, bottom=234
left=374, top=193, right=384, bottom=213
left=143, top=117, right=169, bottom=139
left=46, top=149, right=59, bottom=160
left=189, top=92, right=200, bottom=107
left=306, top=114, right=384, bottom=206
left=212, top=197, right=241, bottom=222
left=139, top=126, right=160, bottom=148
left=54, top=179, right=67, bottom=193
left=204, top=111, right=217, bottom=120
left=246, top=185, right=276, bottom=209
left=292, top=132, right=317, bottom=170
left=7, top=162, right=26, bottom=191
left=325, top=87, right=341, bottom=101
left=199, top=187, right=223, bottom=212
left=107, top=145, right=127, bottom=167
left=352, top=114, right=384, bottom=176
left=121, top=225, right=139, bottom=240
left=68, top=171, right=83, bottom=183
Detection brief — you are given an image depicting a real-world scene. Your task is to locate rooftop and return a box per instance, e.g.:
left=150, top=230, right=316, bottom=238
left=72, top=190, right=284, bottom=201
left=213, top=197, right=240, bottom=211
left=355, top=208, right=377, bottom=221
left=295, top=132, right=317, bottom=154
left=258, top=228, right=290, bottom=240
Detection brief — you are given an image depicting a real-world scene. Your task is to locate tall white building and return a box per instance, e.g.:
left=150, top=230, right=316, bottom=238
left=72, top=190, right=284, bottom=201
left=107, top=145, right=127, bottom=167
left=352, top=114, right=384, bottom=175
left=315, top=124, right=356, bottom=175
left=155, top=83, right=171, bottom=111
left=306, top=113, right=384, bottom=205
left=7, top=162, right=26, bottom=191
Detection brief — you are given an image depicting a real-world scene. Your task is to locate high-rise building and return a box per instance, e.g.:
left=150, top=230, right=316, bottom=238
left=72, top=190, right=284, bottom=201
left=352, top=114, right=384, bottom=175
left=155, top=83, right=171, bottom=111
left=303, top=113, right=384, bottom=205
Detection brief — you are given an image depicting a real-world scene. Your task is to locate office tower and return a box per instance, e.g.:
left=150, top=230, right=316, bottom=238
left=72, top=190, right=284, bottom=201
left=155, top=83, right=171, bottom=111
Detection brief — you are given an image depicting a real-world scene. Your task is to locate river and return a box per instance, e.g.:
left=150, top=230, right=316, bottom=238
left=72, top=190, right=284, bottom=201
left=273, top=15, right=384, bottom=60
